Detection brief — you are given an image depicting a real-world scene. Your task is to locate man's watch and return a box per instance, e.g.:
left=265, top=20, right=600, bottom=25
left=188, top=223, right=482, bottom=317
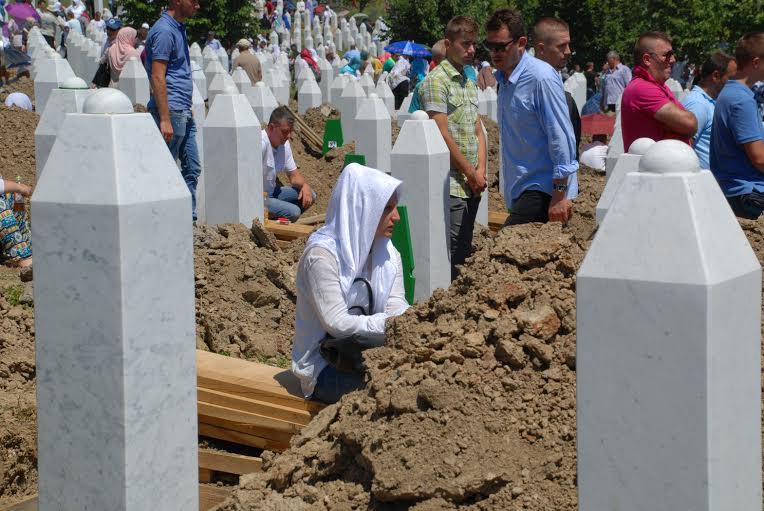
left=553, top=183, right=568, bottom=193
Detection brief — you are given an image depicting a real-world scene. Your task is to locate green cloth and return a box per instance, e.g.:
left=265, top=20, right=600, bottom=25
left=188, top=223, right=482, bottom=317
left=383, top=57, right=395, bottom=73
left=418, top=60, right=480, bottom=199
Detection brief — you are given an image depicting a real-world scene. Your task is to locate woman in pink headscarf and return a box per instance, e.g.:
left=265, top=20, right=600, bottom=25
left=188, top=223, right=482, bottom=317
left=108, top=27, right=140, bottom=84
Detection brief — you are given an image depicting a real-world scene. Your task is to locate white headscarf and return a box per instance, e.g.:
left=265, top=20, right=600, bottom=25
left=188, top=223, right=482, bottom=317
left=304, top=163, right=402, bottom=313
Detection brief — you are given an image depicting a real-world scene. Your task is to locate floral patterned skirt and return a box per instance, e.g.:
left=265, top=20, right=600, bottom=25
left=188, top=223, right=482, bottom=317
left=0, top=194, right=32, bottom=264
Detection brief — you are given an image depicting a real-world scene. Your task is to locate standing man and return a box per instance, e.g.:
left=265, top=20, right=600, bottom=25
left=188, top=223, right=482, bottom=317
left=485, top=8, right=578, bottom=225
left=532, top=17, right=581, bottom=158
left=710, top=32, right=764, bottom=219
left=620, top=32, right=697, bottom=151
left=232, top=38, right=262, bottom=84
left=681, top=52, right=736, bottom=169
left=419, top=16, right=487, bottom=279
left=145, top=0, right=202, bottom=221
left=602, top=51, right=631, bottom=111
left=205, top=30, right=221, bottom=50
left=261, top=106, right=316, bottom=222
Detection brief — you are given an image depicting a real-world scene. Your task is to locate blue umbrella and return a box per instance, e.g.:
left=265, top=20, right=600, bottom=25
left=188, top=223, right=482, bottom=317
left=384, top=40, right=431, bottom=58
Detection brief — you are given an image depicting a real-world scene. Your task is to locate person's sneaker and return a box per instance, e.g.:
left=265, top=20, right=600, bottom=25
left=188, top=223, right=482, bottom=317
left=19, top=265, right=33, bottom=282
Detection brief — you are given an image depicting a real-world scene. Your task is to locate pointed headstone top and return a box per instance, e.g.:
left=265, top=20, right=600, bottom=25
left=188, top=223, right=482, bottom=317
left=255, top=81, right=266, bottom=88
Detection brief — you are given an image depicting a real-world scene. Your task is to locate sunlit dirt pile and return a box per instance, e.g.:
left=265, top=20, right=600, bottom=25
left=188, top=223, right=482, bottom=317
left=216, top=172, right=603, bottom=511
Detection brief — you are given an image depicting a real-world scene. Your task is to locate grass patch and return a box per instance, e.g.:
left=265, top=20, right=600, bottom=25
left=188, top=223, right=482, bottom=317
left=256, top=354, right=291, bottom=369
left=4, top=284, right=23, bottom=306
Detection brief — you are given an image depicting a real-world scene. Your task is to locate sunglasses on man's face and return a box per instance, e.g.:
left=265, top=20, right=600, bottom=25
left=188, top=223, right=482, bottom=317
left=483, top=38, right=517, bottom=53
left=649, top=49, right=675, bottom=63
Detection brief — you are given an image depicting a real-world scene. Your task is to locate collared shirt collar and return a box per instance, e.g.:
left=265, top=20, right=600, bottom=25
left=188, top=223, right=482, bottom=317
left=440, top=59, right=464, bottom=80
left=496, top=49, right=529, bottom=85
left=692, top=85, right=715, bottom=104
left=161, top=10, right=184, bottom=29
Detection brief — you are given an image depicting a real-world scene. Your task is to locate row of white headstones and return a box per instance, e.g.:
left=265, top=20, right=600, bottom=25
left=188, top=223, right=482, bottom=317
left=24, top=24, right=762, bottom=511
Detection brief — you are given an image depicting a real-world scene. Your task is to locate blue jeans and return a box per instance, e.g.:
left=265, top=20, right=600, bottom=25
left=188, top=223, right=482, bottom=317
left=150, top=109, right=201, bottom=221
left=311, top=365, right=365, bottom=404
left=266, top=185, right=316, bottom=222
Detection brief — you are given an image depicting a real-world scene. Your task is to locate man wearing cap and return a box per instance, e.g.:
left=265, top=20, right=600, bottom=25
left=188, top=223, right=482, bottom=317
left=101, top=17, right=121, bottom=58
left=205, top=30, right=221, bottom=50
left=145, top=0, right=202, bottom=221
left=232, top=38, right=262, bottom=84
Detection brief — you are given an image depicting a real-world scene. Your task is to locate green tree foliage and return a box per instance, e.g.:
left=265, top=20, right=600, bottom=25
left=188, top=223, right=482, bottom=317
left=120, top=0, right=259, bottom=46
left=388, top=0, right=764, bottom=66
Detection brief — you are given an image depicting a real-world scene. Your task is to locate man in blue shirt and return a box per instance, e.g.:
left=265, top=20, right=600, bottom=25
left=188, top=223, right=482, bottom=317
left=681, top=51, right=736, bottom=169
left=710, top=32, right=764, bottom=219
left=484, top=8, right=578, bottom=225
left=146, top=0, right=201, bottom=221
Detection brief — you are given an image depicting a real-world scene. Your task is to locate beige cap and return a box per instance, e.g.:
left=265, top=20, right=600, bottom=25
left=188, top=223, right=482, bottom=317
left=236, top=38, right=251, bottom=49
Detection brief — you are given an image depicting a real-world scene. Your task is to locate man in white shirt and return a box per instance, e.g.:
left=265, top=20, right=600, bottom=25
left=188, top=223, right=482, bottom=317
left=261, top=106, right=316, bottom=221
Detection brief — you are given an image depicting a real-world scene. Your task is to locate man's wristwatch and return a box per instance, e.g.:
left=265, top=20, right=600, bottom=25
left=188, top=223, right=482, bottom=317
left=553, top=182, right=568, bottom=193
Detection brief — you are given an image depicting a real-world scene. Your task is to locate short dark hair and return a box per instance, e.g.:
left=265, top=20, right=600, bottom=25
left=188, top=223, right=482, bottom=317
left=532, top=17, right=569, bottom=45
left=633, top=31, right=672, bottom=64
left=735, top=32, right=764, bottom=69
left=699, top=51, right=735, bottom=80
left=269, top=105, right=294, bottom=127
left=444, top=16, right=478, bottom=42
left=485, top=8, right=526, bottom=40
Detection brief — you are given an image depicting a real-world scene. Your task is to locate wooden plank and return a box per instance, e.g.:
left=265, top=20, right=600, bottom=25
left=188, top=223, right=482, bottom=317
left=198, top=401, right=302, bottom=437
left=295, top=213, right=326, bottom=225
left=488, top=211, right=508, bottom=231
left=198, top=387, right=312, bottom=426
left=199, top=422, right=290, bottom=452
left=198, top=449, right=262, bottom=476
left=199, top=485, right=232, bottom=510
left=0, top=485, right=231, bottom=511
left=196, top=350, right=325, bottom=414
left=198, top=468, right=214, bottom=483
left=0, top=495, right=36, bottom=511
left=199, top=410, right=294, bottom=447
left=264, top=219, right=315, bottom=240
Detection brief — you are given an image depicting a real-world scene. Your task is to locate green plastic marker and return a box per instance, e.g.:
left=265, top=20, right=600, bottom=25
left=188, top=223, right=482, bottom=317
left=391, top=205, right=416, bottom=304
left=323, top=119, right=344, bottom=155
left=343, top=154, right=366, bottom=167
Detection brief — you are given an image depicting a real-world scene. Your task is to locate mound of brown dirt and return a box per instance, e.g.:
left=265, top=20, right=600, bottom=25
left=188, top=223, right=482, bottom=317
left=216, top=172, right=603, bottom=511
left=0, top=106, right=39, bottom=188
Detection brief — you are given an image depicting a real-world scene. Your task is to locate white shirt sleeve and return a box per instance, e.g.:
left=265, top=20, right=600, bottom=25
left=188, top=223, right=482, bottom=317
left=385, top=252, right=409, bottom=316
left=303, top=247, right=388, bottom=339
left=283, top=140, right=298, bottom=173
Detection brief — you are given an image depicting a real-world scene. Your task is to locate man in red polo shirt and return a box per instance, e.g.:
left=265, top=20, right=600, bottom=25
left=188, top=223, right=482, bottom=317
left=621, top=31, right=697, bottom=150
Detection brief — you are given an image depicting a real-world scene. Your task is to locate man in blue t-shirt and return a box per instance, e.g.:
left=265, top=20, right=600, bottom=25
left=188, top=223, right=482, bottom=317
left=145, top=0, right=201, bottom=221
left=710, top=32, right=764, bottom=219
left=682, top=51, right=736, bottom=169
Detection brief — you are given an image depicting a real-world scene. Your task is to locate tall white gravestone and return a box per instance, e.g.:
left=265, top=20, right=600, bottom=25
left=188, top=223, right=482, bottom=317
left=232, top=67, right=253, bottom=96
left=191, top=61, right=207, bottom=101
left=340, top=79, right=365, bottom=143
left=577, top=140, right=762, bottom=511
left=34, top=55, right=75, bottom=115
left=595, top=137, right=655, bottom=224
left=375, top=79, right=395, bottom=116
left=396, top=93, right=414, bottom=127
left=35, top=77, right=93, bottom=175
left=391, top=111, right=451, bottom=302
left=248, top=82, right=278, bottom=125
left=203, top=87, right=264, bottom=225
left=298, top=78, right=322, bottom=114
left=192, top=83, right=207, bottom=224
left=319, top=58, right=333, bottom=104
left=118, top=57, right=150, bottom=106
left=355, top=93, right=391, bottom=173
left=32, top=88, right=198, bottom=511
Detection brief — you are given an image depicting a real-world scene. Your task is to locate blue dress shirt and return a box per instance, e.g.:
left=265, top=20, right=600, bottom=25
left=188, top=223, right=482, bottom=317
left=681, top=85, right=715, bottom=169
left=495, top=51, right=579, bottom=206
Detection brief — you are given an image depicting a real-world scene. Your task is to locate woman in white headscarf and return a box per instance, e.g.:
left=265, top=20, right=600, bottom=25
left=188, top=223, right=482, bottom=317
left=292, top=163, right=409, bottom=403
